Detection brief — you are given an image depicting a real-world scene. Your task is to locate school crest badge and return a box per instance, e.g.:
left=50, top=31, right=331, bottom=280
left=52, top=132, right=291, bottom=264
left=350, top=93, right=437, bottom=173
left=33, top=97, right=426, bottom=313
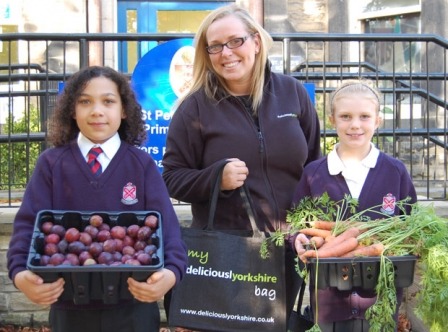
left=380, top=193, right=396, bottom=215
left=121, top=182, right=138, bottom=205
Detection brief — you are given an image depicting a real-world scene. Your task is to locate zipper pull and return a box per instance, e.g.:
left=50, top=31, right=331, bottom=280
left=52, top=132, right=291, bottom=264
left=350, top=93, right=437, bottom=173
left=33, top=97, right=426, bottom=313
left=258, top=131, right=264, bottom=153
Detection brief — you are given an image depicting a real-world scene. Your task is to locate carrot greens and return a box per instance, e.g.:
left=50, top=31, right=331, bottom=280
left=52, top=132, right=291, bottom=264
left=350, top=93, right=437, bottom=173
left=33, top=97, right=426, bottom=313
left=365, top=255, right=397, bottom=332
left=261, top=193, right=448, bottom=330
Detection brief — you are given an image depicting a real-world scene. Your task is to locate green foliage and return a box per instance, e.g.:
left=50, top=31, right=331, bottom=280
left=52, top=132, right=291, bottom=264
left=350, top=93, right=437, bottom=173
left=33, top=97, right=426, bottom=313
left=0, top=105, right=41, bottom=190
left=264, top=193, right=448, bottom=330
left=365, top=255, right=398, bottom=332
left=415, top=245, right=448, bottom=330
left=287, top=192, right=359, bottom=225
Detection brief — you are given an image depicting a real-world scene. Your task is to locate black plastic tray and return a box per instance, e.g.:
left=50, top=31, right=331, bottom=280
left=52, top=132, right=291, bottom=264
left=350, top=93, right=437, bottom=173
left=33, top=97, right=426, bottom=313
left=308, top=255, right=417, bottom=291
left=27, top=210, right=164, bottom=304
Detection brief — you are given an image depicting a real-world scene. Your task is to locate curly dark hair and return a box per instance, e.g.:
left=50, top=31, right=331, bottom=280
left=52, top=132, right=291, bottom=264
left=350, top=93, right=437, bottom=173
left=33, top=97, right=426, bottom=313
left=48, top=66, right=147, bottom=147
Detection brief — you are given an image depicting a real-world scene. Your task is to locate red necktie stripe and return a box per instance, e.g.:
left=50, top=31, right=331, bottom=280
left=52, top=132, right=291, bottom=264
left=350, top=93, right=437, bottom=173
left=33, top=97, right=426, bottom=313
left=87, top=147, right=103, bottom=176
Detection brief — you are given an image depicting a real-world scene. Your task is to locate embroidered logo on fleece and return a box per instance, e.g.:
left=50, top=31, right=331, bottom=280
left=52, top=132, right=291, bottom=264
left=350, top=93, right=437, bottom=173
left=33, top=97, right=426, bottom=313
left=380, top=193, right=396, bottom=215
left=277, top=113, right=298, bottom=119
left=121, top=182, right=138, bottom=205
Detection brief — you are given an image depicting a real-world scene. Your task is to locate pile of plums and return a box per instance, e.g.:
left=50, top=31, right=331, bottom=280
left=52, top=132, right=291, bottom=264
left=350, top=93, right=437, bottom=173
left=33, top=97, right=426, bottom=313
left=38, top=214, right=160, bottom=267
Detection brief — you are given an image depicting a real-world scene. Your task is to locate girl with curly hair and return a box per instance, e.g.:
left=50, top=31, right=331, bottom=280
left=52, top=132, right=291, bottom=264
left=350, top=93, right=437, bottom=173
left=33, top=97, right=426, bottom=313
left=7, top=66, right=187, bottom=332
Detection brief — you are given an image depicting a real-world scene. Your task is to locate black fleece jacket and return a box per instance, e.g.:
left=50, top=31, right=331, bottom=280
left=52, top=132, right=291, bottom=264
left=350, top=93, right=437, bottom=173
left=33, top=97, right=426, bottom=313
left=162, top=70, right=321, bottom=234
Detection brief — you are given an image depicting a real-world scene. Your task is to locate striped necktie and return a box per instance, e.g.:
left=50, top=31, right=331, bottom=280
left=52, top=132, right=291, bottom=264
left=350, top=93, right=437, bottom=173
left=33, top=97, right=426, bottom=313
left=87, top=147, right=103, bottom=176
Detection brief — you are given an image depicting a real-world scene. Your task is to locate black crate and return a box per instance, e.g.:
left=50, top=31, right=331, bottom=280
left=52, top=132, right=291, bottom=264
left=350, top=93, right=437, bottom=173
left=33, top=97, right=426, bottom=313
left=309, top=255, right=417, bottom=291
left=27, top=210, right=164, bottom=305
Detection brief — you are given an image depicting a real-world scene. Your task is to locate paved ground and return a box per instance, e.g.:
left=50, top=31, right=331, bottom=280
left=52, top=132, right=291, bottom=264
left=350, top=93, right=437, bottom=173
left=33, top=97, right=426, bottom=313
left=2, top=198, right=446, bottom=331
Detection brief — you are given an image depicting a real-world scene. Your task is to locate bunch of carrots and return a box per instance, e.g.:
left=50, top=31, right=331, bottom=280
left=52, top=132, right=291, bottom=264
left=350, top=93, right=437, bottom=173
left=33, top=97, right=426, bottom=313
left=297, top=220, right=385, bottom=263
left=265, top=194, right=448, bottom=331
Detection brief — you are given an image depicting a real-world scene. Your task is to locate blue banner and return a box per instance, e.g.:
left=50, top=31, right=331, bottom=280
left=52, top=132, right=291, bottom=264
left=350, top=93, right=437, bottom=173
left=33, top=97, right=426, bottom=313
left=131, top=38, right=195, bottom=172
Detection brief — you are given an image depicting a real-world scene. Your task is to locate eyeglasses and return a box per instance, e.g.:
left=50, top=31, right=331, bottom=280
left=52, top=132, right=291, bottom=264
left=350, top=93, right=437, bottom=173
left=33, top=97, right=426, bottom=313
left=206, top=35, right=251, bottom=54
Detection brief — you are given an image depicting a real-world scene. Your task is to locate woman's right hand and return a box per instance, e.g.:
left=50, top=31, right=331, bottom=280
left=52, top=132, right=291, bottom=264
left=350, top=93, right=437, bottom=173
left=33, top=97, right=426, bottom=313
left=221, top=158, right=249, bottom=190
left=14, top=270, right=65, bottom=305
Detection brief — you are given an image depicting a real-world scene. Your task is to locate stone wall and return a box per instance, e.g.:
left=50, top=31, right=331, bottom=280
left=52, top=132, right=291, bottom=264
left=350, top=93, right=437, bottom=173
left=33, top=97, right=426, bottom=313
left=0, top=209, right=52, bottom=327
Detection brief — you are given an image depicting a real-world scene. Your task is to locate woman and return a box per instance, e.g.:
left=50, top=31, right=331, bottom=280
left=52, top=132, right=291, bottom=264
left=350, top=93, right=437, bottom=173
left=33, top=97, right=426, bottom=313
left=162, top=4, right=321, bottom=328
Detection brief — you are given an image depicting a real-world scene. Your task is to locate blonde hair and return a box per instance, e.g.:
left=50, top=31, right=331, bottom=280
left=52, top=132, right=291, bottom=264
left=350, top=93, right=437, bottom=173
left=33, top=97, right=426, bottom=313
left=330, top=79, right=382, bottom=114
left=176, top=4, right=273, bottom=114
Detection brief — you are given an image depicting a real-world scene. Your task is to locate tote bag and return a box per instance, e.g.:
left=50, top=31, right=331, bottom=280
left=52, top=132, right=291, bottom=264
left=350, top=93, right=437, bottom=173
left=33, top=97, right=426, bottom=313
left=289, top=279, right=314, bottom=332
left=169, top=163, right=287, bottom=331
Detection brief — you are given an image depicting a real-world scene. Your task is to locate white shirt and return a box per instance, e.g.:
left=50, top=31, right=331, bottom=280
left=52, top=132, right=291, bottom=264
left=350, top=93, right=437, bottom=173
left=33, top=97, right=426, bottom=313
left=327, top=142, right=380, bottom=199
left=77, top=132, right=121, bottom=172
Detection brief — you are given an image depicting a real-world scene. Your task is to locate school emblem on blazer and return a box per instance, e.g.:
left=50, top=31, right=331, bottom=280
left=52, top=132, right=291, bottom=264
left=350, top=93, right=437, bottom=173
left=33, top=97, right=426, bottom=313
left=380, top=193, right=396, bottom=215
left=121, top=182, right=138, bottom=205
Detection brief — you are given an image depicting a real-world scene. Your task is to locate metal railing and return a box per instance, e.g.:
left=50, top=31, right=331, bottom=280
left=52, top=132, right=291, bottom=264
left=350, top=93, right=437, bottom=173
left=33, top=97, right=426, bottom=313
left=0, top=32, right=447, bottom=206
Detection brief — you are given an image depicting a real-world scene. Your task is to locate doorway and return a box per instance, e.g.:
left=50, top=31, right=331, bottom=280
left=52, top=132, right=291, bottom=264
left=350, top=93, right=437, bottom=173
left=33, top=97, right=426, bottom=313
left=117, top=1, right=232, bottom=73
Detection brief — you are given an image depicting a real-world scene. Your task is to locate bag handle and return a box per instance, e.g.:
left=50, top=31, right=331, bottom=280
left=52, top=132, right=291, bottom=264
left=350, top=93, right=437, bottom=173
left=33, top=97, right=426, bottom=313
left=207, top=160, right=264, bottom=238
left=297, top=278, right=306, bottom=311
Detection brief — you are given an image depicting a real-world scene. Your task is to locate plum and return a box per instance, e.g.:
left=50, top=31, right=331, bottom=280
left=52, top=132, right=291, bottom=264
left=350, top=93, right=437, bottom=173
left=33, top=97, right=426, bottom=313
left=122, top=245, right=136, bottom=256
left=97, top=230, right=111, bottom=242
left=65, top=253, right=80, bottom=266
left=79, top=232, right=93, bottom=246
left=144, top=244, right=157, bottom=256
left=40, top=255, right=51, bottom=266
left=126, top=224, right=140, bottom=238
left=136, top=253, right=152, bottom=265
left=78, top=251, right=93, bottom=265
left=98, top=252, right=113, bottom=265
left=103, top=239, right=117, bottom=253
left=45, top=233, right=60, bottom=244
left=41, top=221, right=54, bottom=234
left=57, top=239, right=69, bottom=253
left=137, top=226, right=151, bottom=241
left=65, top=227, right=80, bottom=243
left=98, top=223, right=110, bottom=231
left=83, top=258, right=97, bottom=266
left=144, top=215, right=158, bottom=229
left=122, top=235, right=135, bottom=248
left=121, top=254, right=133, bottom=263
left=84, top=225, right=99, bottom=239
left=114, top=239, right=124, bottom=252
left=124, top=258, right=141, bottom=266
left=68, top=241, right=85, bottom=255
left=51, top=224, right=66, bottom=238
left=112, top=251, right=123, bottom=263
left=44, top=243, right=59, bottom=256
left=134, top=240, right=146, bottom=252
left=88, top=242, right=103, bottom=257
left=49, top=253, right=65, bottom=266
left=110, top=226, right=126, bottom=240
left=89, top=214, right=103, bottom=227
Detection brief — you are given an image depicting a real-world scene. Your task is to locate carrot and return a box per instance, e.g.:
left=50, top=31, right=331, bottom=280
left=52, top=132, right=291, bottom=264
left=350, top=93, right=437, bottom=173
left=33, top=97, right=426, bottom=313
left=341, top=242, right=385, bottom=258
left=309, top=236, right=325, bottom=249
left=301, top=236, right=359, bottom=261
left=324, top=235, right=336, bottom=243
left=309, top=220, right=336, bottom=231
left=320, top=227, right=361, bottom=250
left=299, top=228, right=332, bottom=239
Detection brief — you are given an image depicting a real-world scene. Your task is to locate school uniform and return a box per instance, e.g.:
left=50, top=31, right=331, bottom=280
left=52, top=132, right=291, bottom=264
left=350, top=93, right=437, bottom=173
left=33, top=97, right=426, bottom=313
left=292, top=143, right=417, bottom=332
left=8, top=133, right=188, bottom=332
